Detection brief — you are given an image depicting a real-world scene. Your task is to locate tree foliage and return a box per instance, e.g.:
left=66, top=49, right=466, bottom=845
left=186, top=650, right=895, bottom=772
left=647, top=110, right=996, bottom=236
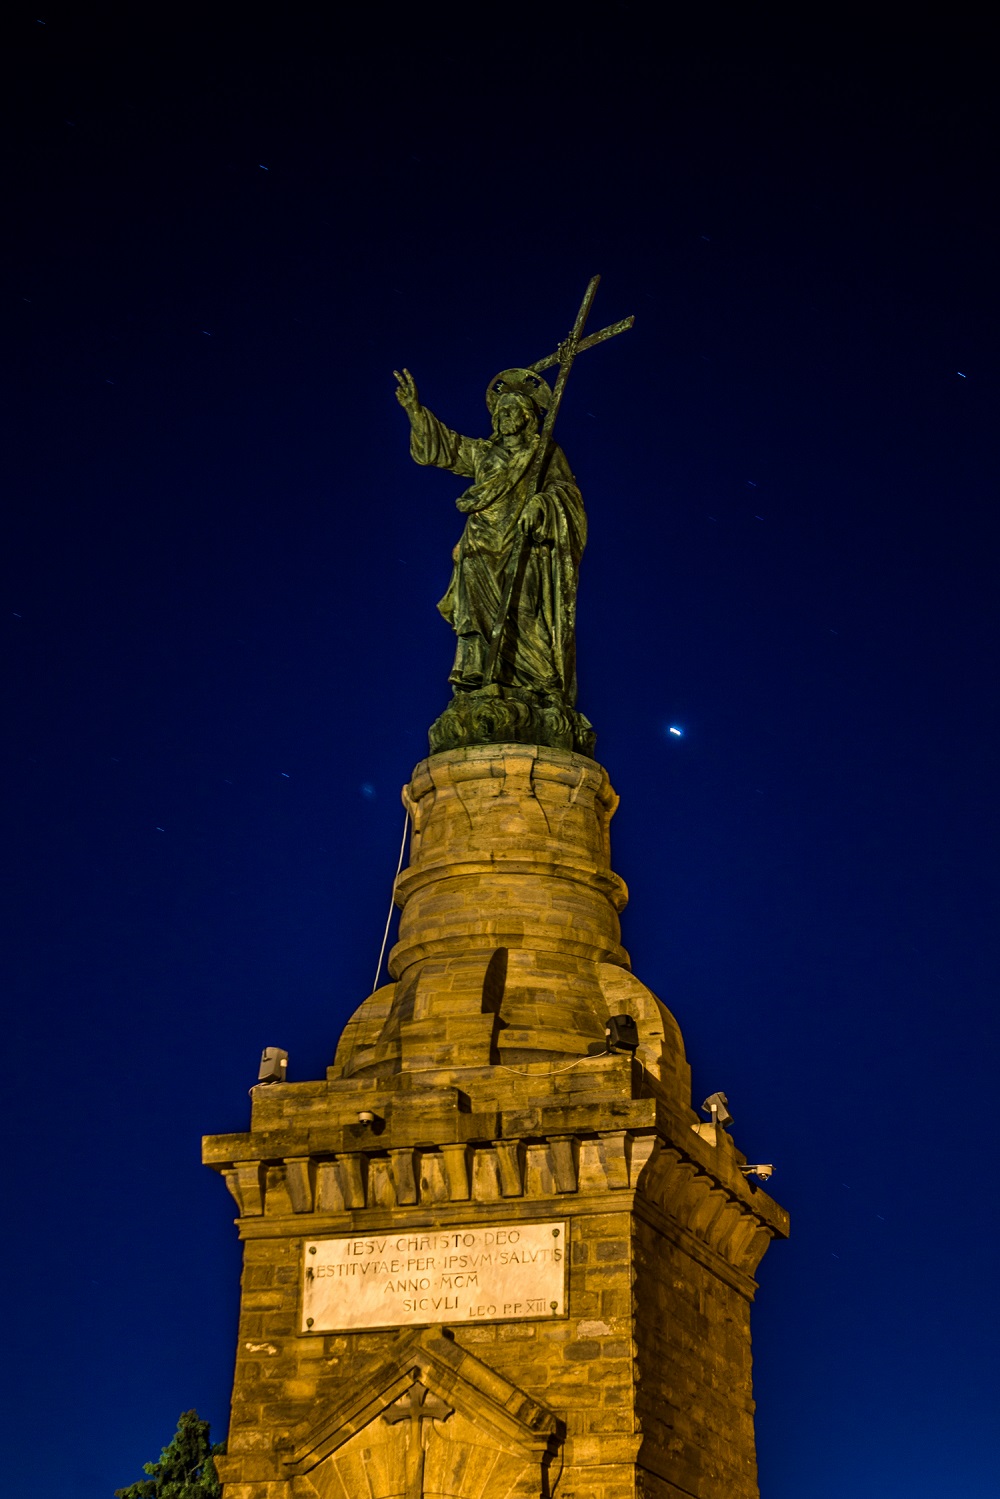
left=115, top=1409, right=222, bottom=1499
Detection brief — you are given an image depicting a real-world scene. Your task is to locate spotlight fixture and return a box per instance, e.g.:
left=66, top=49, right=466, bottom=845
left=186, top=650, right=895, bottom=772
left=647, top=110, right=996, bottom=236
left=700, top=1091, right=733, bottom=1128
left=258, top=1047, right=288, bottom=1085
left=605, top=1014, right=639, bottom=1053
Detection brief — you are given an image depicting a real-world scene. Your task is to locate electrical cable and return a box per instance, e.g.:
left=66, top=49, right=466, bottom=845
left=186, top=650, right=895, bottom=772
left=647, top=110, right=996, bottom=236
left=372, top=807, right=411, bottom=993
left=494, top=1055, right=595, bottom=1077
left=494, top=1050, right=645, bottom=1079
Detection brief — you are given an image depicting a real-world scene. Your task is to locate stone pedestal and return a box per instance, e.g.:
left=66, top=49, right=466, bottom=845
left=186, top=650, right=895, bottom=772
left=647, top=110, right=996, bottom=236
left=204, top=745, right=788, bottom=1499
left=427, top=685, right=596, bottom=758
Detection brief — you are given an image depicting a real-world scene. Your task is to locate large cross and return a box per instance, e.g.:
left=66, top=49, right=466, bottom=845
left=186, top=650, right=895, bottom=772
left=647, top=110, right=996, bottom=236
left=483, top=274, right=634, bottom=682
left=382, top=1379, right=454, bottom=1499
left=528, top=277, right=634, bottom=381
left=526, top=273, right=633, bottom=471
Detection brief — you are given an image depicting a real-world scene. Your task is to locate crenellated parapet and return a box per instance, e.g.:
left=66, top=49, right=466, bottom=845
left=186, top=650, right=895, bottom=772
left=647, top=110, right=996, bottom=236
left=204, top=1055, right=787, bottom=1289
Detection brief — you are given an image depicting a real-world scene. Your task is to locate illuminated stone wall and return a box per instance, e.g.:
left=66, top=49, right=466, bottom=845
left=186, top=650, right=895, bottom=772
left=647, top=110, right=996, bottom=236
left=204, top=746, right=787, bottom=1498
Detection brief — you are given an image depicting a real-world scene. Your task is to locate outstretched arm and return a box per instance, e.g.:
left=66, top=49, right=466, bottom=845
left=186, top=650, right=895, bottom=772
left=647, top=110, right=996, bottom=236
left=393, top=368, right=477, bottom=478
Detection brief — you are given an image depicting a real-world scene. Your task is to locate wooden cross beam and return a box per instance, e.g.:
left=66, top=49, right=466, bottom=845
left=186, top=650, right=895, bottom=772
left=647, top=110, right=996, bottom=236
left=527, top=275, right=632, bottom=465
left=482, top=275, right=634, bottom=684
left=383, top=1380, right=454, bottom=1499
left=529, top=315, right=635, bottom=375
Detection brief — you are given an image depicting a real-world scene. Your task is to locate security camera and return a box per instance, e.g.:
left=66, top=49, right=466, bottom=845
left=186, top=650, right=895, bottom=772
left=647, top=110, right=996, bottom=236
left=357, top=1110, right=376, bottom=1126
left=740, top=1164, right=774, bottom=1182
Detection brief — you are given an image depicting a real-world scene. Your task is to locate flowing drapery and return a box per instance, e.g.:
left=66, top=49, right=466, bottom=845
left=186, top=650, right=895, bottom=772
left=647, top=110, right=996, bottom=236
left=410, top=407, right=586, bottom=701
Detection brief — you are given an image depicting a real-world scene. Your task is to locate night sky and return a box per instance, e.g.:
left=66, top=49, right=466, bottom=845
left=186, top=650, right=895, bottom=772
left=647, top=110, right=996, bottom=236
left=4, top=8, right=998, bottom=1496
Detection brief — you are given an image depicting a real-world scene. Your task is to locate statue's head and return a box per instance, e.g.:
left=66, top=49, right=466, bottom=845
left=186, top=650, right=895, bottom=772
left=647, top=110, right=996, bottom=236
left=486, top=368, right=551, bottom=435
left=492, top=390, right=539, bottom=438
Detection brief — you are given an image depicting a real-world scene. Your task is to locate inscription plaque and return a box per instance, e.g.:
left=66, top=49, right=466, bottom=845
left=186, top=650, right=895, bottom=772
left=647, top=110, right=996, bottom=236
left=301, top=1220, right=566, bottom=1332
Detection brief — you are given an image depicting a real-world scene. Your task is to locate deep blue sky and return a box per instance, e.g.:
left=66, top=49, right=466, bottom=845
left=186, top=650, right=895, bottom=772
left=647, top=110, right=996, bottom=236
left=3, top=7, right=998, bottom=1495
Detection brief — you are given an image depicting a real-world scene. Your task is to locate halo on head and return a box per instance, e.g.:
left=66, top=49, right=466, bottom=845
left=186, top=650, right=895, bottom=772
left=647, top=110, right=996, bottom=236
left=485, top=367, right=553, bottom=417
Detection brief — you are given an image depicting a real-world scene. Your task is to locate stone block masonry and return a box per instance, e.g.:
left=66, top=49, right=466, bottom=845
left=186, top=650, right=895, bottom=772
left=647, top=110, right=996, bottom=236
left=204, top=746, right=787, bottom=1498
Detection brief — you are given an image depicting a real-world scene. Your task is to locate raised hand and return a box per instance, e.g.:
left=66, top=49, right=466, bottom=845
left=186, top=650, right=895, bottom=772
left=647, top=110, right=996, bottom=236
left=393, top=367, right=420, bottom=414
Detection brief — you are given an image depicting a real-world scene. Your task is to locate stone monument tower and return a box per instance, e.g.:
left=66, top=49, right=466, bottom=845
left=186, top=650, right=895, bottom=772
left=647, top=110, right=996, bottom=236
left=204, top=280, right=788, bottom=1499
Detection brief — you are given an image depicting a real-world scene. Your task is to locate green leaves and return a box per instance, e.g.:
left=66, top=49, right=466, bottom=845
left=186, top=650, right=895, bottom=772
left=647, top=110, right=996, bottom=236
left=115, top=1410, right=222, bottom=1499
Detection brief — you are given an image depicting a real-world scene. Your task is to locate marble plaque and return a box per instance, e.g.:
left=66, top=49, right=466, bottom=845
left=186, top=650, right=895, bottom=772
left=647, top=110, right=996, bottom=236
left=301, top=1221, right=566, bottom=1331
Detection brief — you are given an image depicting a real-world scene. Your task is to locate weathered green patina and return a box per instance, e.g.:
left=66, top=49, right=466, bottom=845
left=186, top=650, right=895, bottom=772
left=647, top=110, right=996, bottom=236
left=394, top=278, right=632, bottom=756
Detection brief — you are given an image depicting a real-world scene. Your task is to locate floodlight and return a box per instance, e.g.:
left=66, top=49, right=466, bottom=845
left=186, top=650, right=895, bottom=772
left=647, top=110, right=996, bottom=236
left=258, top=1046, right=288, bottom=1084
left=700, top=1091, right=733, bottom=1127
left=605, top=1014, right=639, bottom=1053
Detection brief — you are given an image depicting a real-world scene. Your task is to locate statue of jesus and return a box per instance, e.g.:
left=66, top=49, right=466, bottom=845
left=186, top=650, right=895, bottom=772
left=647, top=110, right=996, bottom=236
left=394, top=365, right=586, bottom=706
left=393, top=278, right=630, bottom=756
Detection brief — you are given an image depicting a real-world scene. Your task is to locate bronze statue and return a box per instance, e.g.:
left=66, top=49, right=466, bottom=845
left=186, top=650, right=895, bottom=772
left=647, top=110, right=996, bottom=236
left=395, top=278, right=632, bottom=757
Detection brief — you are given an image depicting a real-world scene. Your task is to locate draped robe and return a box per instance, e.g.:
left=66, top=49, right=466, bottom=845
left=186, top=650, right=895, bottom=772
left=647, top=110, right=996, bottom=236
left=410, top=406, right=586, bottom=702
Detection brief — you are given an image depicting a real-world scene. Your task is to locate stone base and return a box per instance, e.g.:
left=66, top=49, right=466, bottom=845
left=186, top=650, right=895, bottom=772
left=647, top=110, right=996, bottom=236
left=428, top=684, right=596, bottom=757
left=203, top=745, right=789, bottom=1499
left=205, top=1049, right=788, bottom=1499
